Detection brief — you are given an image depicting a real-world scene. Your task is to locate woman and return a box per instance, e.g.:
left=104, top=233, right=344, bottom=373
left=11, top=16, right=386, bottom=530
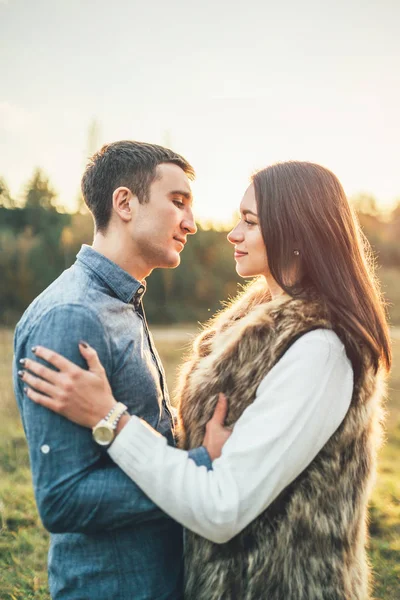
left=20, top=161, right=390, bottom=600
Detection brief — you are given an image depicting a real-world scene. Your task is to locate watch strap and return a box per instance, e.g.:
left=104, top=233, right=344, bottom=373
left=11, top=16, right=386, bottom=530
left=107, top=402, right=128, bottom=430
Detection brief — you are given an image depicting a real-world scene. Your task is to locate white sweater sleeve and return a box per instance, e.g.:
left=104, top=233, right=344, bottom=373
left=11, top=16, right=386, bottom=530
left=108, top=329, right=353, bottom=543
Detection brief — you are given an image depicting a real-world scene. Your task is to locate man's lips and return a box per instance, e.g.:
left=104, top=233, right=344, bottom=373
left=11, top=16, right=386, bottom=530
left=173, top=237, right=186, bottom=249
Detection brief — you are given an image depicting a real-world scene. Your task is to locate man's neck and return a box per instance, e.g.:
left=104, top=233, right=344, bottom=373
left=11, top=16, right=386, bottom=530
left=92, top=233, right=150, bottom=282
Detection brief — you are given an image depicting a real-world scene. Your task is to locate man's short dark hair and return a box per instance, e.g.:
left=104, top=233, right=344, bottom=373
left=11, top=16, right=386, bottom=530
left=81, top=140, right=196, bottom=231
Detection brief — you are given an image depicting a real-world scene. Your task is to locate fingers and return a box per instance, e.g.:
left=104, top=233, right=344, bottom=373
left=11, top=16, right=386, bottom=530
left=78, top=341, right=104, bottom=374
left=18, top=369, right=58, bottom=399
left=211, top=393, right=228, bottom=425
left=30, top=346, right=75, bottom=372
left=24, top=385, right=63, bottom=413
left=19, top=358, right=59, bottom=384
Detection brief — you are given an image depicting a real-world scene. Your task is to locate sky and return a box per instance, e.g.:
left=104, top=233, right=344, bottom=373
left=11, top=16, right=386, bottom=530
left=1, top=0, right=399, bottom=225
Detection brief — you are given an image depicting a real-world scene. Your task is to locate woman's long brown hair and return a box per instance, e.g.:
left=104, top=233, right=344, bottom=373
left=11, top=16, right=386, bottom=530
left=252, top=161, right=391, bottom=374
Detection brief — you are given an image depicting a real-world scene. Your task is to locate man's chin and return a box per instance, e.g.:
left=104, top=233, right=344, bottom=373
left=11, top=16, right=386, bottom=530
left=161, top=252, right=181, bottom=269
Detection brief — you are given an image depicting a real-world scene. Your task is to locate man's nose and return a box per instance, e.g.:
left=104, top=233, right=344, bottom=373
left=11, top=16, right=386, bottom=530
left=182, top=210, right=197, bottom=235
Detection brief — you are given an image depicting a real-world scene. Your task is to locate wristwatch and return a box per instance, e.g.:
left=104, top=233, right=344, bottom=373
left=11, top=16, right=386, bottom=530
left=92, top=402, right=128, bottom=446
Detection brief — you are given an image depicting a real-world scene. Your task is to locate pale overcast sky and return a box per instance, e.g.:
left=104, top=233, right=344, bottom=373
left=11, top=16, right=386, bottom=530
left=1, top=0, right=399, bottom=224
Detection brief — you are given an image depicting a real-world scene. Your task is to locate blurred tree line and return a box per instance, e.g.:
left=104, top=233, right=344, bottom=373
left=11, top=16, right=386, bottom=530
left=0, top=169, right=399, bottom=327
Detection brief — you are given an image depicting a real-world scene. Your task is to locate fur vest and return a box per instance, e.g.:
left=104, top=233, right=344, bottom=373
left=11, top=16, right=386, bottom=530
left=176, top=279, right=385, bottom=600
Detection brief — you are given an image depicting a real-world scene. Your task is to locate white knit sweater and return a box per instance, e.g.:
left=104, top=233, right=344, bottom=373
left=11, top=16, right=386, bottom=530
left=108, top=329, right=353, bottom=543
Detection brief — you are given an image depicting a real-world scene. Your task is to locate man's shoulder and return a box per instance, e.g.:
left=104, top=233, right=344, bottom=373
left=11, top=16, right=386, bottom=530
left=15, top=265, right=105, bottom=338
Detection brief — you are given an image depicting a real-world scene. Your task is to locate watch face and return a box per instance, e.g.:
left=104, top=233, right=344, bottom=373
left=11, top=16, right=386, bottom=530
left=93, top=424, right=114, bottom=446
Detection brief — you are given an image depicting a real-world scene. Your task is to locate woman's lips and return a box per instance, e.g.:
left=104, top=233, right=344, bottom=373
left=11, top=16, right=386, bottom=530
left=234, top=251, right=248, bottom=259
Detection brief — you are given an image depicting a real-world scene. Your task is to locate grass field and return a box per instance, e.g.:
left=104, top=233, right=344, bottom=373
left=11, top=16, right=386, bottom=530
left=0, top=326, right=399, bottom=599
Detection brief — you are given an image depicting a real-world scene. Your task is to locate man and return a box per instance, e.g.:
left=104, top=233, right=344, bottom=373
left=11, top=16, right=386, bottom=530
left=13, top=141, right=211, bottom=599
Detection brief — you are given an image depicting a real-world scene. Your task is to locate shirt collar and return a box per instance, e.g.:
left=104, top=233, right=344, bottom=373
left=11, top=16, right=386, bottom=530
left=76, top=245, right=146, bottom=305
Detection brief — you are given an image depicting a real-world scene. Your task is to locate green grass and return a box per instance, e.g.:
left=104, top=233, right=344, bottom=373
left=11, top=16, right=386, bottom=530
left=0, top=329, right=50, bottom=599
left=380, top=266, right=400, bottom=327
left=368, top=328, right=400, bottom=598
left=0, top=327, right=399, bottom=599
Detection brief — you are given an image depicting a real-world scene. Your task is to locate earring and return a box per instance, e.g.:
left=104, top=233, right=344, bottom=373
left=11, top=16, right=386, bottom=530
left=293, top=250, right=300, bottom=256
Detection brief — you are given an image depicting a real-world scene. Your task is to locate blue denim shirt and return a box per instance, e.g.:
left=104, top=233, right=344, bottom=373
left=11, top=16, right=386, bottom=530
left=13, top=245, right=211, bottom=600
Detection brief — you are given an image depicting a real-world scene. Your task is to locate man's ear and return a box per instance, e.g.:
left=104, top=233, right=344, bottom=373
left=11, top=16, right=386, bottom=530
left=112, top=187, right=138, bottom=223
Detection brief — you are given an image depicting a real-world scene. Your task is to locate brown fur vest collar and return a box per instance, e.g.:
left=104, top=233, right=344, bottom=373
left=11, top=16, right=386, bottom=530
left=176, top=280, right=384, bottom=600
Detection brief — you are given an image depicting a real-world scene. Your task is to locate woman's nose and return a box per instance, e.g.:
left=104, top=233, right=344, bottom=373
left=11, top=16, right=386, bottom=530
left=227, top=224, right=243, bottom=244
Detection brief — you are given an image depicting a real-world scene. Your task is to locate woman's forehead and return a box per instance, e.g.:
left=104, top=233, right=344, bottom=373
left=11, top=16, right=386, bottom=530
left=240, top=184, right=257, bottom=212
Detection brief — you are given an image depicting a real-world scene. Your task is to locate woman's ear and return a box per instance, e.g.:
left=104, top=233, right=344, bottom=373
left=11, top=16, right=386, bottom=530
left=112, top=187, right=137, bottom=223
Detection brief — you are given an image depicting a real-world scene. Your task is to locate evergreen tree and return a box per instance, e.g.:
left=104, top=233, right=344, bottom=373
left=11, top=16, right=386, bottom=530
left=24, top=168, right=57, bottom=210
left=0, top=177, right=15, bottom=209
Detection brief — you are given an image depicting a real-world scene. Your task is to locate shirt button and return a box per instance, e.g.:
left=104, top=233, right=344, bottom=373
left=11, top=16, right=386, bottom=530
left=41, top=444, right=50, bottom=454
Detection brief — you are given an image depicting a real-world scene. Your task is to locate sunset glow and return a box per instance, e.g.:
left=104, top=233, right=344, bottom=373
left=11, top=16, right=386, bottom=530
left=1, top=0, right=399, bottom=227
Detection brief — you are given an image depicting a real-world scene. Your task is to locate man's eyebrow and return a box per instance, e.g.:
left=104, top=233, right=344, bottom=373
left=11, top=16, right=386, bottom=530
left=170, top=190, right=193, bottom=202
left=242, top=209, right=258, bottom=217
